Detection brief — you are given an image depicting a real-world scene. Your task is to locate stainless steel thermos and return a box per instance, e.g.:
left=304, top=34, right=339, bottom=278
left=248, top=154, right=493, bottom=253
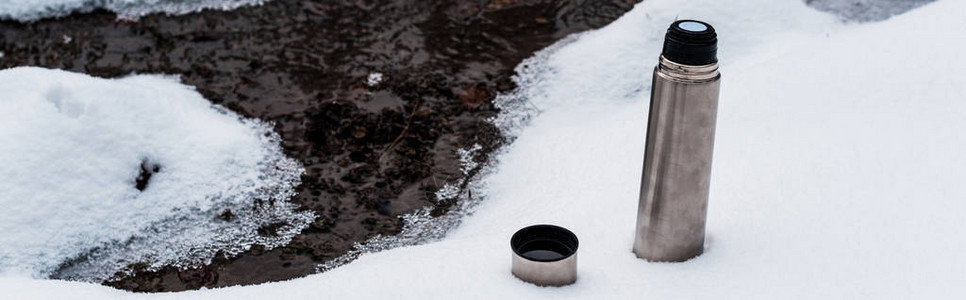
left=633, top=20, right=720, bottom=262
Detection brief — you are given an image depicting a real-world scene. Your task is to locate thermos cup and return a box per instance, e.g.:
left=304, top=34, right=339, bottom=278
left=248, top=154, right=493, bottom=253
left=511, top=224, right=578, bottom=286
left=633, top=20, right=720, bottom=262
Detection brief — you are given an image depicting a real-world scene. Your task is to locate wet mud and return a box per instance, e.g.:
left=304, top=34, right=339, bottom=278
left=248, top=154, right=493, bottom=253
left=0, top=0, right=636, bottom=292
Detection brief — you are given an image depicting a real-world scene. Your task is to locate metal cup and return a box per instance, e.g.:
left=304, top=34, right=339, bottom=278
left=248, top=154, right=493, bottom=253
left=510, top=224, right=578, bottom=286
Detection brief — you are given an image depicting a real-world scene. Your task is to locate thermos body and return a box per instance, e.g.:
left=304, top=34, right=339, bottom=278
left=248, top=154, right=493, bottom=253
left=634, top=20, right=720, bottom=262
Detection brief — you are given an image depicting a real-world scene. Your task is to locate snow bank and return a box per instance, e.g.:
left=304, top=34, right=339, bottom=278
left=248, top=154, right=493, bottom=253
left=0, top=0, right=266, bottom=22
left=5, top=0, right=966, bottom=298
left=0, top=67, right=313, bottom=282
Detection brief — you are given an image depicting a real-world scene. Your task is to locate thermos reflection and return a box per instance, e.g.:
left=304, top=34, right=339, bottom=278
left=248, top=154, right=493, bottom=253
left=633, top=20, right=720, bottom=262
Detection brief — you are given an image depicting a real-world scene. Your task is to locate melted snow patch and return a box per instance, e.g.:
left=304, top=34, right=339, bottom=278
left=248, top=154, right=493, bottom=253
left=0, top=67, right=313, bottom=282
left=806, top=0, right=936, bottom=22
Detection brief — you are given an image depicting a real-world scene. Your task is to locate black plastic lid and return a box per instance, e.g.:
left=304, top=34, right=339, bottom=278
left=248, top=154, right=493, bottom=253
left=661, top=20, right=717, bottom=66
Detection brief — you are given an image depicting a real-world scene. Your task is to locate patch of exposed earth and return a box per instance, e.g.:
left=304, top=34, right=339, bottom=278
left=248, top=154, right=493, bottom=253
left=0, top=0, right=637, bottom=292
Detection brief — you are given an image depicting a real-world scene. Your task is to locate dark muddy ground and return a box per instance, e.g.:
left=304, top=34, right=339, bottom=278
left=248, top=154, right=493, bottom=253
left=0, top=0, right=636, bottom=292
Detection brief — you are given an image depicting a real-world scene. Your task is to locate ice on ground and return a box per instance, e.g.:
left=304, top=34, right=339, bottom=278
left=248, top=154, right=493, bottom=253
left=4, top=0, right=966, bottom=298
left=0, top=0, right=267, bottom=22
left=0, top=67, right=313, bottom=282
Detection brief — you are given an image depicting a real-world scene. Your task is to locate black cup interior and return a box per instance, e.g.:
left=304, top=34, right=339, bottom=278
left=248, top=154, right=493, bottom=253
left=511, top=224, right=578, bottom=262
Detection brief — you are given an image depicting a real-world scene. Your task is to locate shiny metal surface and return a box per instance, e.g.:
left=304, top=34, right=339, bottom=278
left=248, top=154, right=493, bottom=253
left=656, top=56, right=719, bottom=82
left=510, top=225, right=578, bottom=286
left=633, top=55, right=720, bottom=262
left=512, top=252, right=577, bottom=287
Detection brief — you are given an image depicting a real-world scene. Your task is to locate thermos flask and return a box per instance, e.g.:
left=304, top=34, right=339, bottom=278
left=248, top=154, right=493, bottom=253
left=633, top=20, right=720, bottom=262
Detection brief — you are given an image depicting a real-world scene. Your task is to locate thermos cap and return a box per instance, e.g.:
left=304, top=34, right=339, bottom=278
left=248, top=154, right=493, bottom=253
left=510, top=224, right=579, bottom=286
left=661, top=19, right=718, bottom=66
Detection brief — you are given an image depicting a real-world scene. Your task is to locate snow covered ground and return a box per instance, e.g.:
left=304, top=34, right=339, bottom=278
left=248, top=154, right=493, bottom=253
left=0, top=0, right=266, bottom=21
left=0, top=69, right=312, bottom=282
left=3, top=0, right=966, bottom=298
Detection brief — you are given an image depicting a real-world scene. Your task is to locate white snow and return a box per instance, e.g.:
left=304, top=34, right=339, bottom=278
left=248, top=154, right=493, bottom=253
left=365, top=73, right=384, bottom=87
left=0, top=67, right=313, bottom=282
left=0, top=0, right=267, bottom=22
left=4, top=0, right=966, bottom=298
